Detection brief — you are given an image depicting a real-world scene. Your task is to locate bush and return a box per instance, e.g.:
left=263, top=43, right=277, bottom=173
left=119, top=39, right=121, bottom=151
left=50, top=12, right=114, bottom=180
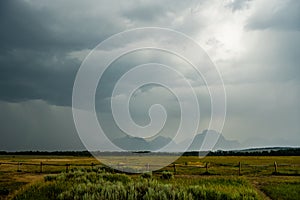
left=44, top=175, right=56, bottom=182
left=140, top=172, right=152, bottom=179
left=101, top=173, right=131, bottom=184
left=0, top=187, right=9, bottom=195
left=160, top=171, right=173, bottom=180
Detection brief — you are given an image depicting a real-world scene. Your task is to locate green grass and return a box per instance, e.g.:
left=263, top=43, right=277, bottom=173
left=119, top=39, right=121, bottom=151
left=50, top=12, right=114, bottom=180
left=12, top=169, right=260, bottom=200
left=261, top=181, right=300, bottom=200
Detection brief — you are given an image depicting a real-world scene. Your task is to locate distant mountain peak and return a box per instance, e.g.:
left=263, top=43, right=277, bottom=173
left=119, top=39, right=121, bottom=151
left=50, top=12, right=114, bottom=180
left=188, top=130, right=240, bottom=151
left=111, top=130, right=241, bottom=152
left=112, top=135, right=172, bottom=151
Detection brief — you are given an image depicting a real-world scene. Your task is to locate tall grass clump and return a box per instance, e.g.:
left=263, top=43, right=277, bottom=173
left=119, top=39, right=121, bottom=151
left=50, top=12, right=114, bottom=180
left=140, top=172, right=152, bottom=179
left=160, top=171, right=174, bottom=180
left=12, top=169, right=260, bottom=200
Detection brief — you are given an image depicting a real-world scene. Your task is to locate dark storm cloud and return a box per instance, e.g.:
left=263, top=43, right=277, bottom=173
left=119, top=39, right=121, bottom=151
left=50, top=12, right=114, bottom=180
left=0, top=0, right=127, bottom=106
left=0, top=0, right=299, bottom=151
left=0, top=100, right=85, bottom=151
left=0, top=1, right=52, bottom=51
left=0, top=49, right=78, bottom=105
left=0, top=0, right=125, bottom=51
left=0, top=0, right=211, bottom=106
left=0, top=0, right=202, bottom=106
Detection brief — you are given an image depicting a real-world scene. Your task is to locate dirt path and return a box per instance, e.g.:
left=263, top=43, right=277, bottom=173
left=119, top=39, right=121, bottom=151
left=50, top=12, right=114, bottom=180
left=0, top=172, right=46, bottom=200
left=249, top=179, right=271, bottom=200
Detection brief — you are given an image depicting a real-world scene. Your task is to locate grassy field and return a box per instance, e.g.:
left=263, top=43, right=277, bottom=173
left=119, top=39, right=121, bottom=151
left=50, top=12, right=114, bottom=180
left=0, top=155, right=299, bottom=199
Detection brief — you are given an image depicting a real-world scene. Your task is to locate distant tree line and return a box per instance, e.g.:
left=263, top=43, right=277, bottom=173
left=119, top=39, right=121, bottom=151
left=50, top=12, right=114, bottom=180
left=183, top=148, right=300, bottom=156
left=0, top=151, right=92, bottom=156
left=0, top=148, right=299, bottom=156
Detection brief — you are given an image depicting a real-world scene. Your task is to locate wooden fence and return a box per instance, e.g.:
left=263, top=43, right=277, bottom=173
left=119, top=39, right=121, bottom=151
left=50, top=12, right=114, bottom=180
left=1, top=161, right=299, bottom=176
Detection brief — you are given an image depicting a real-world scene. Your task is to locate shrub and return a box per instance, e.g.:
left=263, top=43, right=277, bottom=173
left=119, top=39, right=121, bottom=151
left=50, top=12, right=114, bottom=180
left=44, top=175, right=56, bottom=182
left=161, top=171, right=173, bottom=180
left=0, top=187, right=9, bottom=195
left=101, top=173, right=131, bottom=184
left=140, top=172, right=152, bottom=179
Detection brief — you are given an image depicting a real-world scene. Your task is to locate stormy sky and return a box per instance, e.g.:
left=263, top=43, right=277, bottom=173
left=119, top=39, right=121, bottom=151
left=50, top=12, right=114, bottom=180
left=0, top=0, right=299, bottom=151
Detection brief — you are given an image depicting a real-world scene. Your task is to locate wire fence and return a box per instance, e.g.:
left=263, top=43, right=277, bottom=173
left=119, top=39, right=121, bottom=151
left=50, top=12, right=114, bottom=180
left=1, top=161, right=299, bottom=176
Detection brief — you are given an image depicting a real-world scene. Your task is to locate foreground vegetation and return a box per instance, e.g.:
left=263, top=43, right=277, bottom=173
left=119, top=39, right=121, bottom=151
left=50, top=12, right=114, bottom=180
left=1, top=155, right=299, bottom=199
left=12, top=169, right=260, bottom=200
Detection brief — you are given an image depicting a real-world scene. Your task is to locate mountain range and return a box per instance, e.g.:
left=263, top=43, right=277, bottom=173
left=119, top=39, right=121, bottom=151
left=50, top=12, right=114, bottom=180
left=112, top=130, right=241, bottom=152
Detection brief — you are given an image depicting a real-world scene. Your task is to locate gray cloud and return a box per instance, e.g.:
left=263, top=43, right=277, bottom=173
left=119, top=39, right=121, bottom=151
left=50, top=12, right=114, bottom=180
left=0, top=0, right=127, bottom=51
left=0, top=100, right=84, bottom=151
left=0, top=0, right=128, bottom=106
left=246, top=0, right=300, bottom=31
left=222, top=81, right=300, bottom=142
left=226, top=0, right=252, bottom=12
left=122, top=1, right=167, bottom=22
left=0, top=0, right=205, bottom=106
left=0, top=49, right=78, bottom=106
left=219, top=30, right=300, bottom=85
left=0, top=0, right=299, bottom=150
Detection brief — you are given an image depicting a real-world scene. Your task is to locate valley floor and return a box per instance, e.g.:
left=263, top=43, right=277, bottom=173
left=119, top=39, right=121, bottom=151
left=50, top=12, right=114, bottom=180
left=0, top=155, right=299, bottom=199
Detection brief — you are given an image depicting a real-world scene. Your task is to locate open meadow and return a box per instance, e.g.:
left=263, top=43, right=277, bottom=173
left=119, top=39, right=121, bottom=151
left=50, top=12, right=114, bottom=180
left=0, top=155, right=299, bottom=199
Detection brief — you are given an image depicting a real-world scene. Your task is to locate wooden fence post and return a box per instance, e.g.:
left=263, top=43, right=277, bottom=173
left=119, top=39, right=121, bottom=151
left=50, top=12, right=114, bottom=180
left=173, top=163, right=176, bottom=174
left=274, top=161, right=277, bottom=174
left=205, top=163, right=208, bottom=173
left=17, top=162, right=21, bottom=172
left=40, top=162, right=43, bottom=173
left=146, top=163, right=150, bottom=171
left=91, top=162, right=94, bottom=170
left=238, top=162, right=241, bottom=176
left=66, top=164, right=70, bottom=173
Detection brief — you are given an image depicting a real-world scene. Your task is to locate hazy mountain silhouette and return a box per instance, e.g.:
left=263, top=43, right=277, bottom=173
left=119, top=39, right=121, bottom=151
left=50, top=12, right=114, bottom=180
left=113, top=136, right=151, bottom=151
left=187, top=130, right=241, bottom=151
left=113, top=135, right=173, bottom=151
left=150, top=136, right=173, bottom=149
left=112, top=130, right=241, bottom=151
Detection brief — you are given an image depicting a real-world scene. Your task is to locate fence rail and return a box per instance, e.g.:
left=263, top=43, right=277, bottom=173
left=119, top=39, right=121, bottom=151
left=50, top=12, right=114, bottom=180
left=1, top=161, right=300, bottom=175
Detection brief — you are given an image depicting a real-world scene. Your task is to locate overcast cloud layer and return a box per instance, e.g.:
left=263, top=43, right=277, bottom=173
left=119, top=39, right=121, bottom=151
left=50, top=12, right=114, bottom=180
left=0, top=0, right=299, bottom=151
